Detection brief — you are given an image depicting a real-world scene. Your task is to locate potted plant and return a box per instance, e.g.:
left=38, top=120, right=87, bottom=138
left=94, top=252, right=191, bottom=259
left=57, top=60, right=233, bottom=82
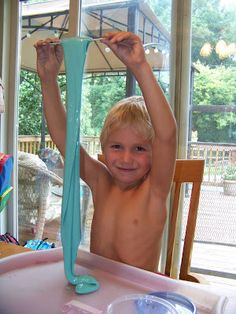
left=223, top=165, right=236, bottom=196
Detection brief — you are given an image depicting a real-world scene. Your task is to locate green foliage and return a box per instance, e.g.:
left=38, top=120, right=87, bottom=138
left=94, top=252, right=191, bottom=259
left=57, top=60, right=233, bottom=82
left=192, top=0, right=236, bottom=67
left=19, top=71, right=67, bottom=135
left=19, top=71, right=42, bottom=135
left=190, top=0, right=236, bottom=143
left=83, top=75, right=126, bottom=136
left=193, top=63, right=236, bottom=105
left=192, top=113, right=236, bottom=142
left=81, top=87, right=95, bottom=136
left=192, top=63, right=236, bottom=142
left=147, top=0, right=172, bottom=32
left=19, top=0, right=236, bottom=145
left=223, top=165, right=236, bottom=181
left=19, top=71, right=126, bottom=137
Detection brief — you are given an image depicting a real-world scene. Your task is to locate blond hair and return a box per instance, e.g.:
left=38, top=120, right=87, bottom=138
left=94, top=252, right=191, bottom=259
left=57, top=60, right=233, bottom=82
left=100, top=96, right=154, bottom=149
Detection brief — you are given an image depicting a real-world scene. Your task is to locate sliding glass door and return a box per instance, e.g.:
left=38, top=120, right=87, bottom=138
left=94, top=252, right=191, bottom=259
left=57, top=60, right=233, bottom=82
left=188, top=0, right=236, bottom=285
left=18, top=0, right=172, bottom=250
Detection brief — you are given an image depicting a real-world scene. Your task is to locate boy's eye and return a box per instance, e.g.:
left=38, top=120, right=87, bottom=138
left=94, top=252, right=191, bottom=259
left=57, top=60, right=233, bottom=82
left=135, top=146, right=145, bottom=152
left=110, top=144, right=121, bottom=150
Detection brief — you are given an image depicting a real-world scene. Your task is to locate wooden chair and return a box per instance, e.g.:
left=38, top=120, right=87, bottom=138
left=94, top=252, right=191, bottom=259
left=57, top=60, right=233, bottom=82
left=98, top=155, right=205, bottom=282
left=165, top=159, right=205, bottom=283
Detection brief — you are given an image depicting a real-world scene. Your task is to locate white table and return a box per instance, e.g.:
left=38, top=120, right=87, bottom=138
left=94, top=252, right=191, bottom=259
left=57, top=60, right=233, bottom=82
left=0, top=248, right=235, bottom=314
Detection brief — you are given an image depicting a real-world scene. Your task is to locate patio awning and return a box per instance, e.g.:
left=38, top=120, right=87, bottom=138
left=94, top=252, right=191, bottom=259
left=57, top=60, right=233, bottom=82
left=21, top=0, right=170, bottom=74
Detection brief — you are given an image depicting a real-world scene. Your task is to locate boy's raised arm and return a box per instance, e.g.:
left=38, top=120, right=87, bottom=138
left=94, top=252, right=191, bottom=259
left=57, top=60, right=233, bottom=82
left=34, top=38, right=66, bottom=156
left=34, top=38, right=102, bottom=190
left=102, top=32, right=177, bottom=196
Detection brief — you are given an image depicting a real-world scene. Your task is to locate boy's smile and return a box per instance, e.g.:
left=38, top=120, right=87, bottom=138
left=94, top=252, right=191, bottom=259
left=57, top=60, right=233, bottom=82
left=103, top=126, right=152, bottom=189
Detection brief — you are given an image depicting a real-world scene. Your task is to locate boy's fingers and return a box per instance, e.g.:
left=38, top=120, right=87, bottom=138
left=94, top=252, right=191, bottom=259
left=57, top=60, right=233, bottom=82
left=111, top=32, right=132, bottom=43
left=34, top=37, right=60, bottom=48
left=34, top=39, right=46, bottom=48
left=102, top=32, right=123, bottom=43
left=106, top=32, right=135, bottom=43
left=45, top=37, right=60, bottom=44
left=102, top=32, right=141, bottom=51
left=103, top=32, right=116, bottom=39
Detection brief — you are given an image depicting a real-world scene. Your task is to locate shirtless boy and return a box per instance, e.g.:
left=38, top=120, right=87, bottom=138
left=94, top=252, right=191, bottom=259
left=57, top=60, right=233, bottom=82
left=34, top=31, right=177, bottom=272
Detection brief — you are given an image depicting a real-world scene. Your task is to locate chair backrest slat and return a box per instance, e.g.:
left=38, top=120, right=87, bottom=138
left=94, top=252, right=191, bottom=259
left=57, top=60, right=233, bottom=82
left=165, top=181, right=181, bottom=277
left=165, top=159, right=205, bottom=282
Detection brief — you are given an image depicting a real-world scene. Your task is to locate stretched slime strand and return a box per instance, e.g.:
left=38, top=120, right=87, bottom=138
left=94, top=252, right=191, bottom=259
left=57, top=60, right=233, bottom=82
left=61, top=37, right=99, bottom=294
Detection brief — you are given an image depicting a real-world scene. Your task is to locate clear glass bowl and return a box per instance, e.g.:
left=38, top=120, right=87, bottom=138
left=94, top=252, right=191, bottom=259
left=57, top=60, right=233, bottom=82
left=106, top=293, right=179, bottom=314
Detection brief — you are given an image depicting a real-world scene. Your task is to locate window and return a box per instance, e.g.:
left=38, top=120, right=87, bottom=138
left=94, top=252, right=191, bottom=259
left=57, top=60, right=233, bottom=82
left=188, top=0, right=236, bottom=285
left=18, top=0, right=172, bottom=251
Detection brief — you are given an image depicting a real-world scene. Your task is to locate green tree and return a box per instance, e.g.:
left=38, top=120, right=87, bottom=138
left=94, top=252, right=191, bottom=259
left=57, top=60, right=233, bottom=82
left=19, top=71, right=42, bottom=135
left=193, top=63, right=236, bottom=105
left=148, top=0, right=236, bottom=143
left=84, top=75, right=126, bottom=136
left=19, top=0, right=236, bottom=144
left=81, top=84, right=95, bottom=136
left=192, top=0, right=236, bottom=66
left=19, top=71, right=66, bottom=135
left=19, top=70, right=94, bottom=136
left=192, top=63, right=236, bottom=143
left=147, top=0, right=172, bottom=32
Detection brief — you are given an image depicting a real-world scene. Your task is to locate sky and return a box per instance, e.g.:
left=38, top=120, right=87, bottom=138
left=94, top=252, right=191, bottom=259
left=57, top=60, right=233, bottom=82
left=220, top=0, right=236, bottom=9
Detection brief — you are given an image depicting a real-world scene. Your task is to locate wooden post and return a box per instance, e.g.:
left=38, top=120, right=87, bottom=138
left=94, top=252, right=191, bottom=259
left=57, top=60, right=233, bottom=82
left=125, top=5, right=139, bottom=97
left=231, top=150, right=236, bottom=165
left=68, top=0, right=81, bottom=37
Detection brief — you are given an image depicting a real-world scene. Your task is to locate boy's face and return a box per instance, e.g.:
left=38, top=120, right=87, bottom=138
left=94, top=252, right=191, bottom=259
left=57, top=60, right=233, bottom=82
left=103, top=126, right=152, bottom=189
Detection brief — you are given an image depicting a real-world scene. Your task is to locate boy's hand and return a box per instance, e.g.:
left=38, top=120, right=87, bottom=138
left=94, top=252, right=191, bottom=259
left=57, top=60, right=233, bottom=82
left=101, top=32, right=147, bottom=71
left=34, top=38, right=63, bottom=81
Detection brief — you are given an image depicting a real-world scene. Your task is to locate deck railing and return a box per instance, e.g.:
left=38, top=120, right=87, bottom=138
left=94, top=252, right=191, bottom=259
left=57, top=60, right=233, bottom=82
left=18, top=135, right=101, bottom=156
left=189, top=142, right=236, bottom=186
left=18, top=135, right=57, bottom=154
left=18, top=135, right=236, bottom=186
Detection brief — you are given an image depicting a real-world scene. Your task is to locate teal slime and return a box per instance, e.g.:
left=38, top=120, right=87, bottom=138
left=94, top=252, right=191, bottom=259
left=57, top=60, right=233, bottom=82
left=61, top=37, right=99, bottom=294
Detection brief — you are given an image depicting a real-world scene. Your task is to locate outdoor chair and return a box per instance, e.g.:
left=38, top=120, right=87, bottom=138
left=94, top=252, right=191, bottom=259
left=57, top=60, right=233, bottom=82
left=38, top=147, right=64, bottom=172
left=18, top=151, right=63, bottom=240
left=38, top=147, right=91, bottom=237
left=97, top=154, right=205, bottom=283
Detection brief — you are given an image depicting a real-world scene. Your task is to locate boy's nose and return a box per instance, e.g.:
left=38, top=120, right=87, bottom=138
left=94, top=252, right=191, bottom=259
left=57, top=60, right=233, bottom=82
left=121, top=150, right=133, bottom=163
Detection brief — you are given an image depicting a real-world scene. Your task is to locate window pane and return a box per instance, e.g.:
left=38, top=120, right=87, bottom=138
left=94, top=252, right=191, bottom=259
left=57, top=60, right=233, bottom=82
left=80, top=0, right=172, bottom=250
left=18, top=0, right=70, bottom=246
left=189, top=0, right=236, bottom=284
left=19, top=0, right=172, bottom=254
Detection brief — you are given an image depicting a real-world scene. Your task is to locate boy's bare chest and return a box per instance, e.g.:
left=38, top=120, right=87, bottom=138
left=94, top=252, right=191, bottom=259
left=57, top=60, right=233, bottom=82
left=90, top=186, right=163, bottom=269
left=97, top=186, right=149, bottom=218
left=92, top=185, right=155, bottom=241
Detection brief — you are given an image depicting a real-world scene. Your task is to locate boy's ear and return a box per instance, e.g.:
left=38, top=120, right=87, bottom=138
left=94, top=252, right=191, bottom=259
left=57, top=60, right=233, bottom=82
left=0, top=78, right=5, bottom=113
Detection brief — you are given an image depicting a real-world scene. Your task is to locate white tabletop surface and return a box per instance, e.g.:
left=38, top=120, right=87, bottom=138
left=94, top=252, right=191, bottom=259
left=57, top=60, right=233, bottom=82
left=0, top=248, right=235, bottom=314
